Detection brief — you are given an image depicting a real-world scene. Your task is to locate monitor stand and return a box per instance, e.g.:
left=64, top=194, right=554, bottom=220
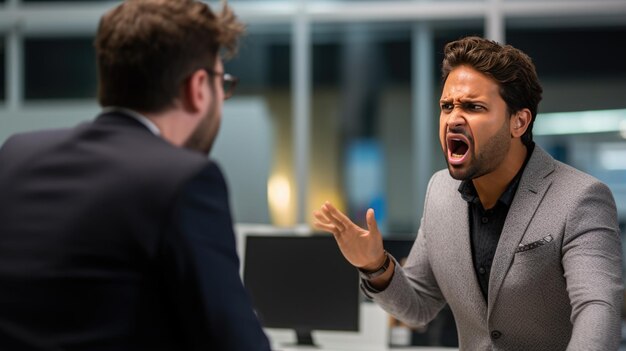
left=293, top=328, right=318, bottom=348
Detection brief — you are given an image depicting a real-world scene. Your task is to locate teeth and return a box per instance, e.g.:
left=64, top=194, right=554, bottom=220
left=452, top=153, right=464, bottom=158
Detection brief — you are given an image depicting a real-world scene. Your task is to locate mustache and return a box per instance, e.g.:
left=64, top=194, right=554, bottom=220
left=447, top=126, right=472, bottom=140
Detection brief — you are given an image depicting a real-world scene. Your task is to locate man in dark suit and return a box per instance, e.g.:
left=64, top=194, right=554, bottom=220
left=0, top=1, right=271, bottom=350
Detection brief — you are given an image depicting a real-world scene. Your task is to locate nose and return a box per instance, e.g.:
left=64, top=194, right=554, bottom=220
left=445, top=106, right=466, bottom=129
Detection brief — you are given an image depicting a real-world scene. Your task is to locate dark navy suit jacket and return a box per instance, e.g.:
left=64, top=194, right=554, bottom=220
left=0, top=112, right=271, bottom=350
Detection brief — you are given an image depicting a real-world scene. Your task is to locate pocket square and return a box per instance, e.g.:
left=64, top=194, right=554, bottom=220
left=516, top=235, right=553, bottom=253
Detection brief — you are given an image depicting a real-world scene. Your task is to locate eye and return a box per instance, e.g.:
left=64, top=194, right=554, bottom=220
left=441, top=103, right=453, bottom=111
left=463, top=103, right=485, bottom=112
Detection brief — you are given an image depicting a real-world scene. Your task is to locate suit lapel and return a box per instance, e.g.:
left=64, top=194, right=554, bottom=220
left=445, top=181, right=488, bottom=316
left=487, top=147, right=556, bottom=317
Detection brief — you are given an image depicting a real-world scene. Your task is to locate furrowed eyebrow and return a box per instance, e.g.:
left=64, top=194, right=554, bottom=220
left=439, top=98, right=486, bottom=105
left=458, top=98, right=486, bottom=104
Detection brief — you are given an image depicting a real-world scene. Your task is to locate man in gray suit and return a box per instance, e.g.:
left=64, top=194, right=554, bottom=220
left=314, top=36, right=623, bottom=350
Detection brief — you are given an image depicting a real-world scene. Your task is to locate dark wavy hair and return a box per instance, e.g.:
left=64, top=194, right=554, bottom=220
left=441, top=36, right=543, bottom=146
left=95, top=0, right=245, bottom=112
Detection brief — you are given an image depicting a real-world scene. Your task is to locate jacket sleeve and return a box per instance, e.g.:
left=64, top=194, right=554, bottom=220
left=563, top=181, right=623, bottom=351
left=160, top=161, right=271, bottom=351
left=366, top=173, right=447, bottom=328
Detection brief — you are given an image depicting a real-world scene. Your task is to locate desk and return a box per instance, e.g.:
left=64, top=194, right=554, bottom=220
left=267, top=303, right=457, bottom=351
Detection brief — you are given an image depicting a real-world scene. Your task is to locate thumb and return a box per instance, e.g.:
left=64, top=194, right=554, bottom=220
left=366, top=208, right=380, bottom=236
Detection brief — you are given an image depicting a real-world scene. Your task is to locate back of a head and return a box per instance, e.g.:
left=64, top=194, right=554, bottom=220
left=441, top=36, right=543, bottom=146
left=94, top=0, right=244, bottom=113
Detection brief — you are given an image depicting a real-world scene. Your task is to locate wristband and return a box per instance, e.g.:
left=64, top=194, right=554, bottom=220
left=357, top=251, right=390, bottom=280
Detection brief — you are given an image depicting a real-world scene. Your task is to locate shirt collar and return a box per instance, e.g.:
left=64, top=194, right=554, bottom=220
left=458, top=142, right=535, bottom=207
left=101, top=107, right=161, bottom=136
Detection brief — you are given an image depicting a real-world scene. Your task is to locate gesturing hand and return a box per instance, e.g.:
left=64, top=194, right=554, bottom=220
left=313, top=202, right=386, bottom=271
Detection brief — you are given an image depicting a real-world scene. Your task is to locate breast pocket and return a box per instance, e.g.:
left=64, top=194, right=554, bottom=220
left=513, top=235, right=556, bottom=264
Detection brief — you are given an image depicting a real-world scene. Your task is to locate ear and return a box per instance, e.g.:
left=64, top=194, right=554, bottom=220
left=510, top=108, right=532, bottom=139
left=180, top=69, right=212, bottom=114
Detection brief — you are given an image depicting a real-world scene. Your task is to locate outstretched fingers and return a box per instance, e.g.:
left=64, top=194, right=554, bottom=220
left=314, top=201, right=359, bottom=237
left=324, top=202, right=351, bottom=223
left=313, top=210, right=331, bottom=224
left=313, top=210, right=338, bottom=235
left=323, top=202, right=355, bottom=232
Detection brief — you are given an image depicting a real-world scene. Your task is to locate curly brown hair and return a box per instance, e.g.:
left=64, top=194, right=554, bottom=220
left=441, top=36, right=543, bottom=147
left=95, top=0, right=245, bottom=112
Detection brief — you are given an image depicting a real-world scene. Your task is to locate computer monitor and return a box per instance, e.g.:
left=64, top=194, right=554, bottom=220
left=383, top=237, right=415, bottom=264
left=243, top=234, right=360, bottom=347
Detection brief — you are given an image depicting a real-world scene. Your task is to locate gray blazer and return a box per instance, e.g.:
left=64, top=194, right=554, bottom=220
left=370, top=146, right=623, bottom=350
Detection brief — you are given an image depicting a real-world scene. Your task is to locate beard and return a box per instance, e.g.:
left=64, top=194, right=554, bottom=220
left=445, top=118, right=511, bottom=181
left=184, top=97, right=220, bottom=156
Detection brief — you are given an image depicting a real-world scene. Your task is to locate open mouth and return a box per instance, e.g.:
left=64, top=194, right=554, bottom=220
left=446, top=135, right=470, bottom=165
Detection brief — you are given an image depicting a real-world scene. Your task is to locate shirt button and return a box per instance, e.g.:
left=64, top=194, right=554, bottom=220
left=478, top=267, right=486, bottom=275
left=490, top=330, right=502, bottom=339
left=481, top=217, right=489, bottom=224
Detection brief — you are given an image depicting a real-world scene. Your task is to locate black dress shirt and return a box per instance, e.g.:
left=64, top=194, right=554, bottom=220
left=458, top=143, right=535, bottom=301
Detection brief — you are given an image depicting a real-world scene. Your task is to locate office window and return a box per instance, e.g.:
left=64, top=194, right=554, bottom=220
left=310, top=23, right=412, bottom=235
left=225, top=27, right=291, bottom=95
left=507, top=26, right=626, bottom=113
left=214, top=26, right=292, bottom=225
left=24, top=37, right=97, bottom=100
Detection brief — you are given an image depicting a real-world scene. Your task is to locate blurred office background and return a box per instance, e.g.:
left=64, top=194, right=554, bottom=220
left=1, top=0, right=625, bottom=347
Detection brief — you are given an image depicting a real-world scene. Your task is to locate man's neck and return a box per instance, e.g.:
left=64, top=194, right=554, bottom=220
left=472, top=143, right=528, bottom=209
left=104, top=107, right=161, bottom=136
left=142, top=109, right=194, bottom=147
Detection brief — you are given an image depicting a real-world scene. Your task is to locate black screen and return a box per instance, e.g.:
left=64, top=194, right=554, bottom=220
left=383, top=238, right=415, bottom=264
left=243, top=235, right=360, bottom=334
